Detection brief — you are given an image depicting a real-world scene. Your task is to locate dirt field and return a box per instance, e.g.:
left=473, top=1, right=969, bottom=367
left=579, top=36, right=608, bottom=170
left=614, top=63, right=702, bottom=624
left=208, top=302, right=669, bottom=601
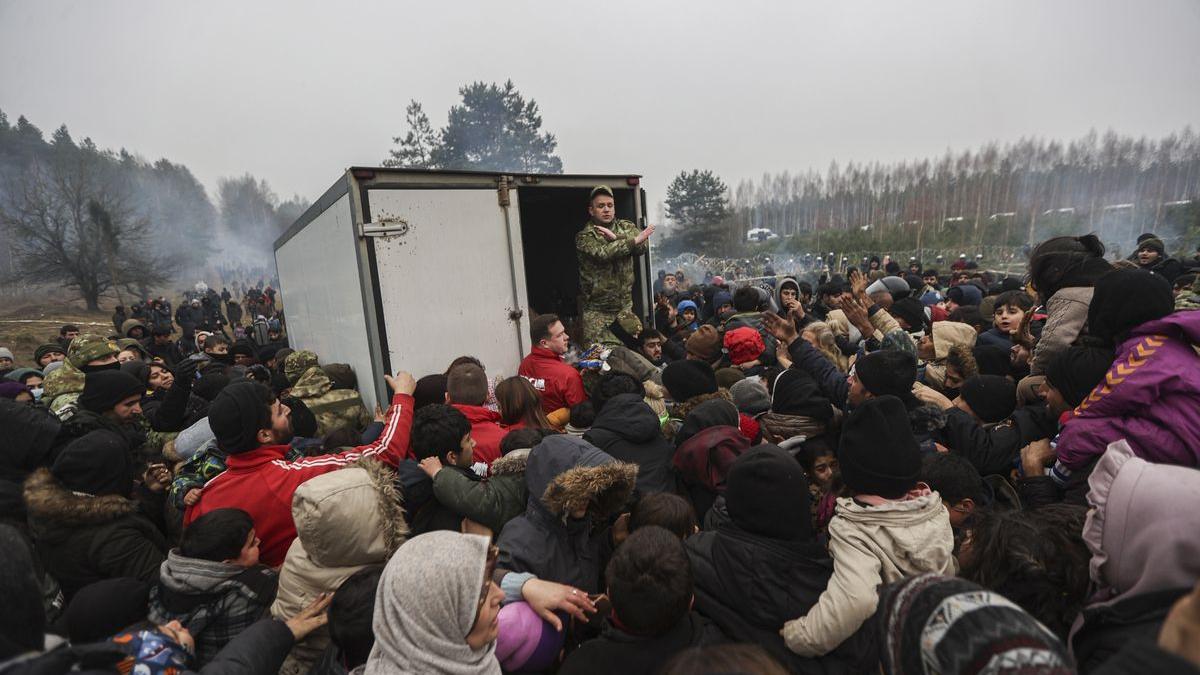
left=0, top=300, right=113, bottom=368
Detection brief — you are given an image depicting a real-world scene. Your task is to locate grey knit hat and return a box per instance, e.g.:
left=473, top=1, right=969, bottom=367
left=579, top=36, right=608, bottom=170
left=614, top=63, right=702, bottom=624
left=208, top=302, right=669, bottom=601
left=730, top=377, right=771, bottom=416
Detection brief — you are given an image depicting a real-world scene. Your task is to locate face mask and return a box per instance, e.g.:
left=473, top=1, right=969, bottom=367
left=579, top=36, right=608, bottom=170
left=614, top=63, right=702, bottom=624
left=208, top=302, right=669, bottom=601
left=81, top=361, right=121, bottom=373
left=208, top=352, right=233, bottom=365
left=30, top=387, right=44, bottom=401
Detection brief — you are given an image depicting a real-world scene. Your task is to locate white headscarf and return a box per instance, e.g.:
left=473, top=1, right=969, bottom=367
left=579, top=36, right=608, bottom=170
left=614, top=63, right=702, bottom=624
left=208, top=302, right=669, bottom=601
left=365, top=532, right=500, bottom=675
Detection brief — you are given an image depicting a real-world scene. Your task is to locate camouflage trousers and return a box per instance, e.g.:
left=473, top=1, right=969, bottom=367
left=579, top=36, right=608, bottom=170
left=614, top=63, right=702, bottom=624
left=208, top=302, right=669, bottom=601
left=581, top=306, right=625, bottom=347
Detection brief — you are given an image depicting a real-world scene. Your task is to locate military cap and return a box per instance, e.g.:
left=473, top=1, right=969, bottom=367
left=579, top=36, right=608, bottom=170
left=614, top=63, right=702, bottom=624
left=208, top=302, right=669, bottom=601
left=283, top=349, right=320, bottom=384
left=589, top=185, right=614, bottom=200
left=66, top=334, right=120, bottom=369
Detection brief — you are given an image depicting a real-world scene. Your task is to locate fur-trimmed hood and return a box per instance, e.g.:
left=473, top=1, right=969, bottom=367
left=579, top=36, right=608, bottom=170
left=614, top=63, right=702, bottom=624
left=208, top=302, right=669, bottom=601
left=289, top=460, right=408, bottom=568
left=23, top=467, right=138, bottom=534
left=489, top=448, right=530, bottom=477
left=525, top=435, right=637, bottom=520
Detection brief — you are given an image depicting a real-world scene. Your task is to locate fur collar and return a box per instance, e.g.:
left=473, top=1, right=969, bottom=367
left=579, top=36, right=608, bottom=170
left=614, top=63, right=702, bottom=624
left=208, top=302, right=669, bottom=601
left=23, top=468, right=137, bottom=527
left=490, top=448, right=530, bottom=477
left=541, top=462, right=637, bottom=519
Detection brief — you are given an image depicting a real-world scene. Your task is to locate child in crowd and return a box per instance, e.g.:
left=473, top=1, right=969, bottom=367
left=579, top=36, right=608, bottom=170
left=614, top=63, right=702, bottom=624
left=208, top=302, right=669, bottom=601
left=797, top=438, right=839, bottom=539
left=781, top=395, right=955, bottom=657
left=147, top=508, right=278, bottom=666
left=560, top=526, right=722, bottom=675
left=978, top=290, right=1035, bottom=349
left=629, top=492, right=698, bottom=540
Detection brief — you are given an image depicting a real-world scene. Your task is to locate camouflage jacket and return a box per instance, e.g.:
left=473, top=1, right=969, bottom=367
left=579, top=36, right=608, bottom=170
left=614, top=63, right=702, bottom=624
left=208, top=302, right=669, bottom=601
left=43, top=362, right=85, bottom=420
left=576, top=219, right=646, bottom=312
left=289, top=366, right=372, bottom=438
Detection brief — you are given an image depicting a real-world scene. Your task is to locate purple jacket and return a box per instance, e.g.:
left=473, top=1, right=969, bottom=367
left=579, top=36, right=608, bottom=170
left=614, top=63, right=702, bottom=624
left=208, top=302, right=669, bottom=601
left=1056, top=310, right=1200, bottom=471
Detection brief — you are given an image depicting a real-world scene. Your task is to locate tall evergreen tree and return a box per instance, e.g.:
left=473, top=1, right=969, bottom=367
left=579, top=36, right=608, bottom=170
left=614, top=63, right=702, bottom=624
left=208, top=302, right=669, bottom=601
left=666, top=169, right=730, bottom=251
left=383, top=100, right=438, bottom=169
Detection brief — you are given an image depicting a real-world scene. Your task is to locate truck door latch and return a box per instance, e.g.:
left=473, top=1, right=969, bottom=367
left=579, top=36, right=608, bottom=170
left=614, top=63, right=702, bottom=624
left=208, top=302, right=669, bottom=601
left=361, top=217, right=410, bottom=238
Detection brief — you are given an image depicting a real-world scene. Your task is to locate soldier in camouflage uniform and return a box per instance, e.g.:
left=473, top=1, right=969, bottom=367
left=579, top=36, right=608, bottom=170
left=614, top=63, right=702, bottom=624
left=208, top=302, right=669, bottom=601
left=42, top=334, right=121, bottom=420
left=575, top=185, right=655, bottom=346
left=284, top=350, right=373, bottom=438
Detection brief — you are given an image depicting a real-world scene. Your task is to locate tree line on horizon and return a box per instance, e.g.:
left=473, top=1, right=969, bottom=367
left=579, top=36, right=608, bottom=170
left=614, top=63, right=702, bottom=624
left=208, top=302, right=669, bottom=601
left=0, top=110, right=309, bottom=309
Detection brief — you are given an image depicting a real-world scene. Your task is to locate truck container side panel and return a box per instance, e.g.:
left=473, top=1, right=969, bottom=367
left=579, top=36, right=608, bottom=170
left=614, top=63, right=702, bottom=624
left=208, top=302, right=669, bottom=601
left=367, top=188, right=530, bottom=381
left=274, top=193, right=379, bottom=408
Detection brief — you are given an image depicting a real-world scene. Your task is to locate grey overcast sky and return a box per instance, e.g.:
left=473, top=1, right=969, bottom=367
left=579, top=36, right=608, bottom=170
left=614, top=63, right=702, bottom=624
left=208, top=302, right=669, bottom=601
left=2, top=0, right=1198, bottom=206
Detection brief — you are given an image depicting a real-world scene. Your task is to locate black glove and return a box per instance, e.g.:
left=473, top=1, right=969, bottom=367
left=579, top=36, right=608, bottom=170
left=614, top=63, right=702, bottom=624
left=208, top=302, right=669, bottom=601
left=171, top=357, right=200, bottom=390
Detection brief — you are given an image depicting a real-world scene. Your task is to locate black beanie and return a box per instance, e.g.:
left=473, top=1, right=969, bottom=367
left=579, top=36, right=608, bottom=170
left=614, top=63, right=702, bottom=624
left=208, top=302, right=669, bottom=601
left=77, top=370, right=145, bottom=414
left=208, top=381, right=273, bottom=454
left=413, top=373, right=449, bottom=409
left=662, top=360, right=718, bottom=402
left=1087, top=269, right=1174, bottom=346
left=1043, top=346, right=1114, bottom=408
left=51, top=428, right=133, bottom=497
left=193, top=371, right=232, bottom=402
left=889, top=297, right=927, bottom=332
left=62, top=577, right=150, bottom=644
left=839, top=395, right=920, bottom=498
left=959, top=375, right=1016, bottom=423
left=121, top=359, right=151, bottom=387
left=853, top=351, right=918, bottom=403
left=726, top=444, right=812, bottom=541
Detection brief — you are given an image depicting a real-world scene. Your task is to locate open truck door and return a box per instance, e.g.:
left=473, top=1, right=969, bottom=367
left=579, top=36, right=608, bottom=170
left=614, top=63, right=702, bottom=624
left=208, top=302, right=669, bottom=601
left=275, top=169, right=648, bottom=409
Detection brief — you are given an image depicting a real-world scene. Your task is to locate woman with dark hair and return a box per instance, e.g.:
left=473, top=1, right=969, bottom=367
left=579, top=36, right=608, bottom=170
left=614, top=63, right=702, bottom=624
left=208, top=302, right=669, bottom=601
left=958, top=504, right=1092, bottom=641
left=1023, top=235, right=1112, bottom=379
left=495, top=377, right=551, bottom=429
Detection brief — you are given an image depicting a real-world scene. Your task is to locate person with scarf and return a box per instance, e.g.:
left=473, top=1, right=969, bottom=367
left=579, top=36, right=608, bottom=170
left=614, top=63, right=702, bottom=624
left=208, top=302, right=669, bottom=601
left=365, top=531, right=503, bottom=675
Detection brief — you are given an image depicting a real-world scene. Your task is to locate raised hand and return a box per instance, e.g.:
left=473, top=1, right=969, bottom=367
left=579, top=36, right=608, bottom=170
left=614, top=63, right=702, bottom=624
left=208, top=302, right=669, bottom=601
left=761, top=310, right=799, bottom=344
left=634, top=223, right=656, bottom=245
left=593, top=225, right=617, bottom=241
left=384, top=371, right=417, bottom=396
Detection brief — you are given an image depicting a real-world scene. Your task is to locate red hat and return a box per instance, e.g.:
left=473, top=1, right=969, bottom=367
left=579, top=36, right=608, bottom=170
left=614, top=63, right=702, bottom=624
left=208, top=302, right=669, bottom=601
left=723, top=327, right=764, bottom=365
left=738, top=413, right=761, bottom=443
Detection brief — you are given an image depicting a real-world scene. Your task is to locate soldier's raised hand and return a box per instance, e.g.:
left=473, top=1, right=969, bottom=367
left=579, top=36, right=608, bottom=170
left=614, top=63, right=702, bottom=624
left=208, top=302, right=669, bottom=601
left=635, top=223, right=656, bottom=245
left=593, top=225, right=617, bottom=241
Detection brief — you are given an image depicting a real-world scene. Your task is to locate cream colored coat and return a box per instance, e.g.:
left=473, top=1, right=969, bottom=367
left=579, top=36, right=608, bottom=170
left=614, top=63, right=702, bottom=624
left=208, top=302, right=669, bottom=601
left=780, top=490, right=955, bottom=656
left=270, top=461, right=407, bottom=675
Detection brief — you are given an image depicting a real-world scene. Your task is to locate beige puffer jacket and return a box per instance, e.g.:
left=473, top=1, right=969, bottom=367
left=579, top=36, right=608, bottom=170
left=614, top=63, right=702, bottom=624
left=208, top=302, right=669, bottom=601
left=780, top=489, right=955, bottom=656
left=1030, top=286, right=1093, bottom=375
left=271, top=461, right=407, bottom=675
left=923, top=321, right=978, bottom=390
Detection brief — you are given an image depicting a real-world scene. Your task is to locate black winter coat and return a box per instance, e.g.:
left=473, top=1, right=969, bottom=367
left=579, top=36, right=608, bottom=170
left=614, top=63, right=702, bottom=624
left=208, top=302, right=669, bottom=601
left=497, top=436, right=633, bottom=593
left=23, top=468, right=167, bottom=602
left=934, top=405, right=1057, bottom=476
left=686, top=523, right=867, bottom=674
left=0, top=400, right=62, bottom=526
left=559, top=612, right=724, bottom=675
left=585, top=394, right=675, bottom=496
left=1072, top=588, right=1190, bottom=674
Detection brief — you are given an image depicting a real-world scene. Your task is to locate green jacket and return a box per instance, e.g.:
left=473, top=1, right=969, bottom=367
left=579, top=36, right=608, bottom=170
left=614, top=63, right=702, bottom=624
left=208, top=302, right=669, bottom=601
left=576, top=219, right=647, bottom=312
left=430, top=449, right=529, bottom=534
left=289, top=367, right=372, bottom=438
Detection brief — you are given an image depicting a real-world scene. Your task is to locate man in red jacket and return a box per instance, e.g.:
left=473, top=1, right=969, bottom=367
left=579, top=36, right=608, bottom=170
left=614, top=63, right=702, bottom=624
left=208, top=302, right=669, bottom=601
left=518, top=314, right=586, bottom=425
left=183, top=371, right=416, bottom=568
left=446, top=363, right=505, bottom=466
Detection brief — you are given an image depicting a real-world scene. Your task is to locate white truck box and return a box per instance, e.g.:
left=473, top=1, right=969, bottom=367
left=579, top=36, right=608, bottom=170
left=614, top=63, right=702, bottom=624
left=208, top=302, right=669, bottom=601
left=274, top=168, right=652, bottom=408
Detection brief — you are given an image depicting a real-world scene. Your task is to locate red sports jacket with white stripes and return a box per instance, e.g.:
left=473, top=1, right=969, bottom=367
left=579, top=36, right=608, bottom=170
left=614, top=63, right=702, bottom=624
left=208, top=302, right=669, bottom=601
left=183, top=393, right=414, bottom=568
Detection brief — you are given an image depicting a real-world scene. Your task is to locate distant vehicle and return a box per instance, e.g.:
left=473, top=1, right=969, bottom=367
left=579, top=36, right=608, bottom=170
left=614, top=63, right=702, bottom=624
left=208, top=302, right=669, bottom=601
left=746, top=227, right=779, bottom=242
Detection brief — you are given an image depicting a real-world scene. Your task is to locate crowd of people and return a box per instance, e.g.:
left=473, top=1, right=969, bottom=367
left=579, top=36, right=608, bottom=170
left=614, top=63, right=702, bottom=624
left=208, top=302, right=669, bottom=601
left=2, top=229, right=1200, bottom=675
